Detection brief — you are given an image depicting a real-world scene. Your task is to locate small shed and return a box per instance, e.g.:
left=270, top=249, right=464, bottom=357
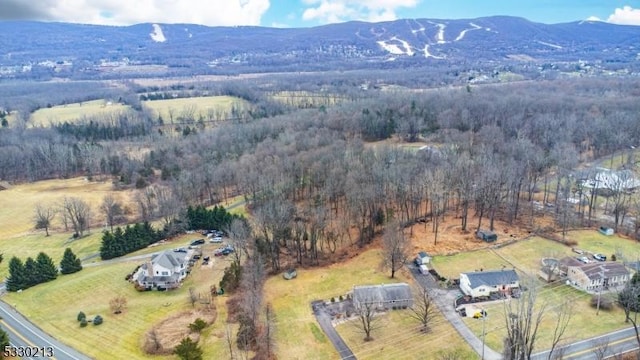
left=283, top=268, right=297, bottom=280
left=414, top=251, right=431, bottom=265
left=476, top=229, right=498, bottom=242
left=598, top=227, right=614, bottom=236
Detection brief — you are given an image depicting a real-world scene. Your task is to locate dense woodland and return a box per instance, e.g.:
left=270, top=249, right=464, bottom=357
left=2, top=76, right=640, bottom=273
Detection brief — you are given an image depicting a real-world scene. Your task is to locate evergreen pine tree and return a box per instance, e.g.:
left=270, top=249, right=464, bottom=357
left=23, top=257, right=38, bottom=287
left=36, top=252, right=58, bottom=282
left=0, top=327, right=8, bottom=351
left=6, top=257, right=26, bottom=292
left=60, top=248, right=82, bottom=274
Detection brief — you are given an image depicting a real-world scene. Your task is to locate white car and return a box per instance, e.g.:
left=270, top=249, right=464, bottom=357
left=577, top=256, right=590, bottom=264
left=210, top=236, right=223, bottom=243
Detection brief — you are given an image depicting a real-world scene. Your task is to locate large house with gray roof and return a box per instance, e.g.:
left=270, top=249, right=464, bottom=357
left=459, top=269, right=520, bottom=299
left=132, top=250, right=189, bottom=290
left=567, top=261, right=630, bottom=293
left=352, top=283, right=413, bottom=310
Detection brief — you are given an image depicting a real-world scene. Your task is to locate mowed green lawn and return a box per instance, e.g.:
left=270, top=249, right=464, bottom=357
left=337, top=307, right=477, bottom=360
left=463, top=283, right=628, bottom=353
left=4, top=251, right=233, bottom=360
left=263, top=248, right=475, bottom=360
left=141, top=96, right=249, bottom=121
left=432, top=232, right=640, bottom=355
left=30, top=100, right=130, bottom=127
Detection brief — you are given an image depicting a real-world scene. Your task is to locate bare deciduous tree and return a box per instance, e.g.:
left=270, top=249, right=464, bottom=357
left=353, top=299, right=382, bottom=342
left=61, top=197, right=91, bottom=238
left=381, top=220, right=410, bottom=279
left=109, top=295, right=128, bottom=314
left=34, top=204, right=56, bottom=236
left=100, top=194, right=123, bottom=232
left=503, top=277, right=572, bottom=360
left=407, top=286, right=436, bottom=333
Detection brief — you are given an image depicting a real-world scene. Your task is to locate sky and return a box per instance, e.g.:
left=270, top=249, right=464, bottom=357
left=0, top=0, right=640, bottom=27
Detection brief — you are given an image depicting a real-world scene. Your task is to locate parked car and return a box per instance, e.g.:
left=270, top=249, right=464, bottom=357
left=173, top=247, right=187, bottom=253
left=221, top=248, right=233, bottom=256
left=473, top=310, right=488, bottom=319
left=214, top=248, right=225, bottom=256
left=190, top=239, right=205, bottom=246
left=210, top=236, right=223, bottom=243
left=577, top=256, right=590, bottom=264
left=593, top=253, right=607, bottom=262
left=203, top=256, right=210, bottom=262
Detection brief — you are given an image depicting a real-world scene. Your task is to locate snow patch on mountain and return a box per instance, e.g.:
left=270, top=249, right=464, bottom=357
left=455, top=22, right=482, bottom=41
left=377, top=37, right=414, bottom=56
left=150, top=24, right=166, bottom=42
left=428, top=21, right=447, bottom=44
left=537, top=40, right=562, bottom=49
left=377, top=40, right=405, bottom=55
left=423, top=44, right=445, bottom=59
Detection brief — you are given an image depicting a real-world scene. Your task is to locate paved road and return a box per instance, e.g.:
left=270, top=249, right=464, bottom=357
left=0, top=301, right=92, bottom=360
left=409, top=265, right=503, bottom=360
left=311, top=301, right=356, bottom=360
left=532, top=326, right=640, bottom=360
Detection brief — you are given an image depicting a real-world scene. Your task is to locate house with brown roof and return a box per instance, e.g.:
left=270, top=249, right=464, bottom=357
left=567, top=261, right=630, bottom=293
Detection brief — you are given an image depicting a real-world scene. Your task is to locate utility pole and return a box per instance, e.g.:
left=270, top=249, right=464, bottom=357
left=481, top=308, right=486, bottom=360
left=596, top=268, right=604, bottom=315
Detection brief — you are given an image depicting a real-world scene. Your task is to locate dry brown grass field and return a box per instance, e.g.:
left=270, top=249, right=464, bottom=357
left=29, top=100, right=130, bottom=127
left=0, top=177, right=136, bottom=240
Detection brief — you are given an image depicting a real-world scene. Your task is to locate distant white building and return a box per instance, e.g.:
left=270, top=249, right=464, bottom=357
left=580, top=168, right=640, bottom=191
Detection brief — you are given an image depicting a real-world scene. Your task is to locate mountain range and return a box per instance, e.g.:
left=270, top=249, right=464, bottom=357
left=1, top=16, right=639, bottom=77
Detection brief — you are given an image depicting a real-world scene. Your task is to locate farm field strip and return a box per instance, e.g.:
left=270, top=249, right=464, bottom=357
left=30, top=100, right=130, bottom=126
left=141, top=95, right=249, bottom=121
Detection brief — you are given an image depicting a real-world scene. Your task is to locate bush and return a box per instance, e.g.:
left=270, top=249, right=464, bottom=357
left=611, top=254, right=617, bottom=261
left=188, top=318, right=207, bottom=333
left=339, top=295, right=344, bottom=301
left=590, top=295, right=614, bottom=311
left=80, top=318, right=88, bottom=327
left=77, top=311, right=86, bottom=322
left=331, top=297, right=335, bottom=303
left=93, top=315, right=103, bottom=325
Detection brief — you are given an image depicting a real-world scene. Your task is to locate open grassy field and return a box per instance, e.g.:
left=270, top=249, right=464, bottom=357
left=270, top=91, right=348, bottom=108
left=463, top=283, right=627, bottom=354
left=565, top=230, right=640, bottom=261
left=0, top=177, right=136, bottom=240
left=336, top=305, right=477, bottom=360
left=263, top=247, right=475, bottom=360
left=141, top=96, right=249, bottom=121
left=432, top=232, right=640, bottom=355
left=4, top=247, right=233, bottom=360
left=30, top=100, right=130, bottom=127
left=430, top=249, right=512, bottom=280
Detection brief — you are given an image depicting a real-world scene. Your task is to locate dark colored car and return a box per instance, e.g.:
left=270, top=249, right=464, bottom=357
left=190, top=239, right=205, bottom=246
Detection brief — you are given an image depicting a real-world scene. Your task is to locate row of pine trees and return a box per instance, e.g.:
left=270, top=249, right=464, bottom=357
left=6, top=248, right=82, bottom=292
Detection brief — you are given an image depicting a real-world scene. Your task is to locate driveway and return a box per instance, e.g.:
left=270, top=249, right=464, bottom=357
left=311, top=300, right=356, bottom=360
left=409, top=265, right=502, bottom=360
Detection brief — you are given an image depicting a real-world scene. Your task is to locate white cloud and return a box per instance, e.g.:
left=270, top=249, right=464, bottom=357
left=302, top=0, right=418, bottom=24
left=607, top=6, right=640, bottom=26
left=2, top=0, right=270, bottom=26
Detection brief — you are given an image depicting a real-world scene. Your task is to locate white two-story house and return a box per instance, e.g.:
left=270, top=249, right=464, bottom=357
left=132, top=250, right=189, bottom=290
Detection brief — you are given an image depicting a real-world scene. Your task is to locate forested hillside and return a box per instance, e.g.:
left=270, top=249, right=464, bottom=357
left=2, top=75, right=639, bottom=271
